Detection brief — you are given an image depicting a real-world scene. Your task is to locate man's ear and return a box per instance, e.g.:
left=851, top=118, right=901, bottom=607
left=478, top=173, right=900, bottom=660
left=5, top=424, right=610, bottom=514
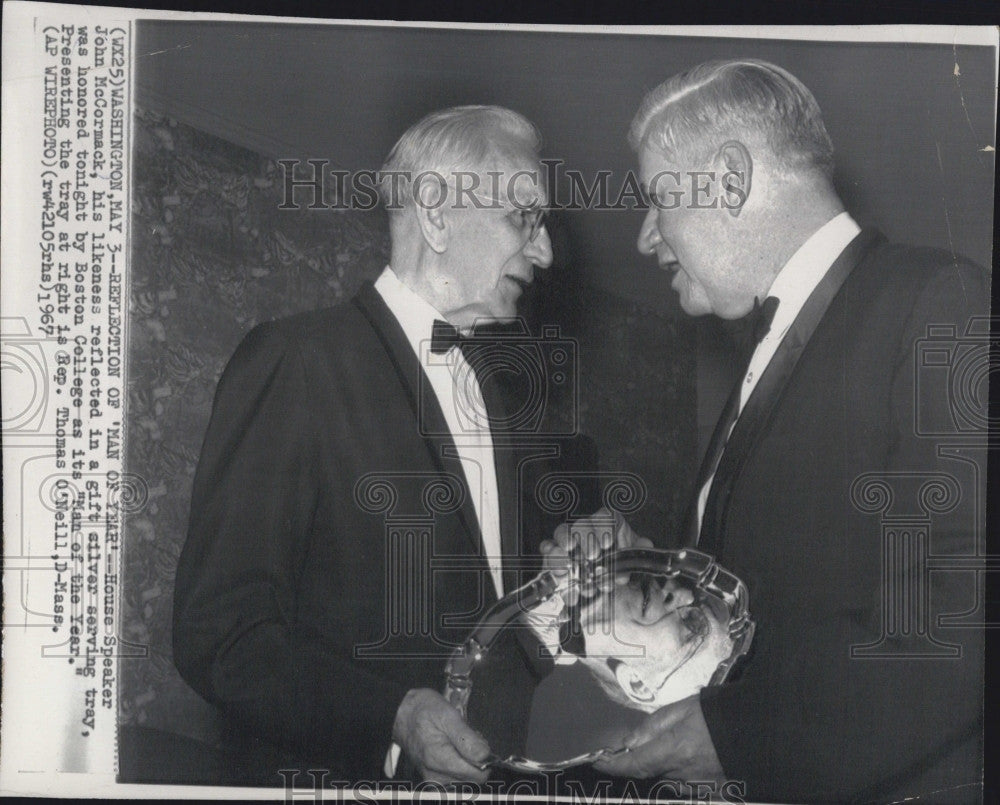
left=717, top=140, right=753, bottom=218
left=615, top=663, right=656, bottom=704
left=414, top=176, right=449, bottom=254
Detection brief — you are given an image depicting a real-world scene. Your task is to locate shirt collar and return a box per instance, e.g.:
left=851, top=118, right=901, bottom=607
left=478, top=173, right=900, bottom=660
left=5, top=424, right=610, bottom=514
left=764, top=211, right=861, bottom=338
left=373, top=265, right=450, bottom=363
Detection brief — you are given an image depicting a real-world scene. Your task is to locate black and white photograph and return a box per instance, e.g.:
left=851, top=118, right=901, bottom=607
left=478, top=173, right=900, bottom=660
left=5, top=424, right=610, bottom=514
left=1, top=6, right=996, bottom=802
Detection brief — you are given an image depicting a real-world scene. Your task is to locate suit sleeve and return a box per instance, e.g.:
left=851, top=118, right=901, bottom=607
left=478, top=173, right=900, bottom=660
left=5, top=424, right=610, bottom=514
left=700, top=258, right=987, bottom=801
left=172, top=323, right=406, bottom=775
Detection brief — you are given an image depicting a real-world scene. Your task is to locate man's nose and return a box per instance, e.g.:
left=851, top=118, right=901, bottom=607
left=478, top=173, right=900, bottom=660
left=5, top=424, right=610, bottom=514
left=637, top=207, right=661, bottom=256
left=524, top=225, right=553, bottom=269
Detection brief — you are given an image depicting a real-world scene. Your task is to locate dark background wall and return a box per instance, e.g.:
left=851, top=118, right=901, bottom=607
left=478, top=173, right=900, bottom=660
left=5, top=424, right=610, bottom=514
left=123, top=22, right=994, bottom=772
left=122, top=107, right=390, bottom=759
left=136, top=22, right=996, bottom=456
left=136, top=24, right=995, bottom=282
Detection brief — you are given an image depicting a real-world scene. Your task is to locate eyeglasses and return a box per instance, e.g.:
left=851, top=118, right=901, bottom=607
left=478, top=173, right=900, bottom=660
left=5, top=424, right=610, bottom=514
left=508, top=201, right=549, bottom=243
left=433, top=176, right=549, bottom=243
left=457, top=185, right=549, bottom=243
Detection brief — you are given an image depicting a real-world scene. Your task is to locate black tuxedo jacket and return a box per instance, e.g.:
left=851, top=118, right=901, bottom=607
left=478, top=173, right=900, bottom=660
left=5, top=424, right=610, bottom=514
left=173, top=283, right=551, bottom=780
left=696, top=231, right=988, bottom=803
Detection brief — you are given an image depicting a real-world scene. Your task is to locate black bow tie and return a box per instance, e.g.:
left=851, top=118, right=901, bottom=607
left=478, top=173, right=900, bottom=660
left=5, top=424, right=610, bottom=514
left=728, top=296, right=780, bottom=366
left=430, top=319, right=468, bottom=355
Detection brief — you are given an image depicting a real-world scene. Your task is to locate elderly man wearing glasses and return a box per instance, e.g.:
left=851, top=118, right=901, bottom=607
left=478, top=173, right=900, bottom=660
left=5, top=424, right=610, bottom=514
left=173, top=106, right=554, bottom=785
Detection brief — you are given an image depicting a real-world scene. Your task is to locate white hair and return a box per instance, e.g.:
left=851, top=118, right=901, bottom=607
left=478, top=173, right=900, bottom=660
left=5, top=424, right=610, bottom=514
left=379, top=105, right=542, bottom=210
left=629, top=59, right=835, bottom=178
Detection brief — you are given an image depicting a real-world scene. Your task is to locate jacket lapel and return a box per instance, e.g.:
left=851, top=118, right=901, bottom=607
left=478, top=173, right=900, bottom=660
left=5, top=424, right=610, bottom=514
left=698, top=229, right=884, bottom=554
left=352, top=283, right=490, bottom=573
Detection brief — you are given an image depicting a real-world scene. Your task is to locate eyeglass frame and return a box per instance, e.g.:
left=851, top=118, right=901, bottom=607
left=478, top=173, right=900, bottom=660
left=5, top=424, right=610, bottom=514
left=458, top=188, right=549, bottom=243
left=428, top=175, right=550, bottom=243
left=506, top=199, right=549, bottom=243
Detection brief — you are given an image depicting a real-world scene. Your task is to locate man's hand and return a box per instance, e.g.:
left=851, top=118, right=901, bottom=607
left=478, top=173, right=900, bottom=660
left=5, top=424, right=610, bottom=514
left=539, top=507, right=653, bottom=605
left=592, top=694, right=725, bottom=783
left=392, top=688, right=491, bottom=784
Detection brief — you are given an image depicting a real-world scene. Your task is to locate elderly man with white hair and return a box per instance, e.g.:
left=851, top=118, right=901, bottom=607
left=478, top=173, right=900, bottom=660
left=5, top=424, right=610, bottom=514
left=174, top=105, right=554, bottom=785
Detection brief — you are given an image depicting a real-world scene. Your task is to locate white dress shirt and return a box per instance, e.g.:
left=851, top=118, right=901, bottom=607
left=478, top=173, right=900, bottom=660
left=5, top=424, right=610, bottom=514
left=695, top=212, right=862, bottom=535
left=374, top=266, right=505, bottom=598
left=375, top=266, right=507, bottom=777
